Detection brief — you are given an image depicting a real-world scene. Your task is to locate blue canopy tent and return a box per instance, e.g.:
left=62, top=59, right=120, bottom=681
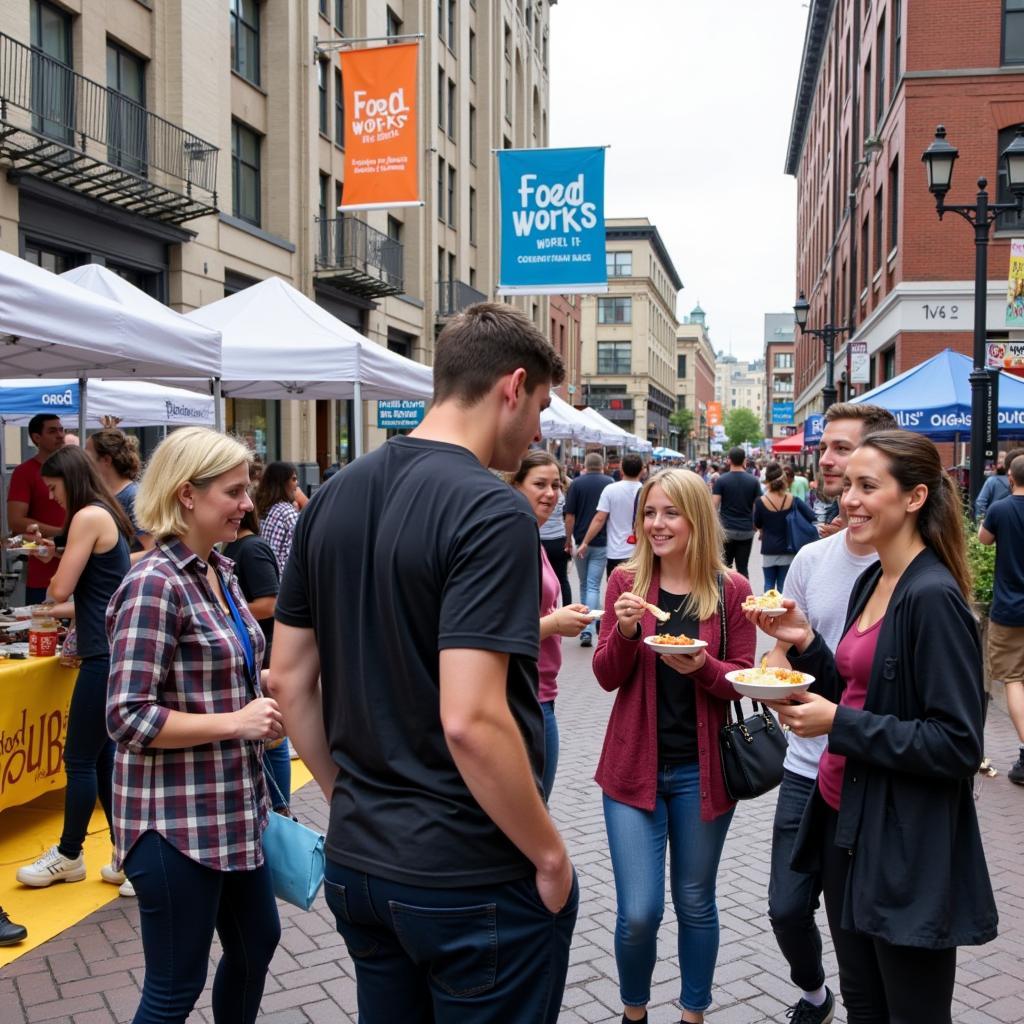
left=852, top=349, right=1024, bottom=440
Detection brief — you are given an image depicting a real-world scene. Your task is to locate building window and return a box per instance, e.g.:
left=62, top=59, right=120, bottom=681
left=774, top=352, right=793, bottom=369
left=437, top=156, right=445, bottom=222
left=888, top=157, right=899, bottom=253
left=335, top=68, right=344, bottom=145
left=606, top=251, right=632, bottom=277
left=469, top=186, right=477, bottom=244
left=597, top=342, right=632, bottom=375
left=318, top=173, right=330, bottom=261
left=875, top=17, right=886, bottom=126
left=504, top=21, right=512, bottom=59
left=997, top=123, right=1024, bottom=230
left=319, top=0, right=327, bottom=16
left=30, top=0, right=74, bottom=144
left=230, top=0, right=259, bottom=85
left=862, top=57, right=871, bottom=147
left=232, top=120, right=261, bottom=226
left=437, top=0, right=443, bottom=39
left=24, top=242, right=78, bottom=274
left=107, top=42, right=146, bottom=175
left=469, top=105, right=477, bottom=165
left=597, top=297, right=632, bottom=324
left=318, top=59, right=328, bottom=134
left=386, top=7, right=402, bottom=40
left=448, top=166, right=456, bottom=227
left=447, top=0, right=456, bottom=50
left=504, top=65, right=512, bottom=120
left=1005, top=1, right=1024, bottom=64
left=860, top=215, right=870, bottom=292
left=677, top=353, right=687, bottom=377
left=437, top=67, right=445, bottom=130
left=448, top=79, right=456, bottom=140
left=892, top=0, right=902, bottom=82
left=542, top=31, right=549, bottom=69
left=334, top=0, right=344, bottom=31
left=882, top=346, right=896, bottom=381
left=387, top=215, right=403, bottom=246
left=469, top=29, right=477, bottom=79
left=873, top=188, right=883, bottom=274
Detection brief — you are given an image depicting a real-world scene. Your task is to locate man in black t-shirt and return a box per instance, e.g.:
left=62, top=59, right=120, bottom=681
left=270, top=304, right=577, bottom=1022
left=712, top=447, right=762, bottom=578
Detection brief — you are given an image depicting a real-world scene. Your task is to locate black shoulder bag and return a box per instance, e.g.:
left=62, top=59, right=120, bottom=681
left=716, top=574, right=788, bottom=800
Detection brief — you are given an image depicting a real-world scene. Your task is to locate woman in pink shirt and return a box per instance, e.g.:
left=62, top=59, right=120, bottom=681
left=593, top=468, right=755, bottom=1024
left=511, top=451, right=592, bottom=800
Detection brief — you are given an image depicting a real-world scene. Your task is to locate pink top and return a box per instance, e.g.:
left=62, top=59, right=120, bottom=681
left=537, top=545, right=562, bottom=704
left=818, top=616, right=883, bottom=811
left=592, top=567, right=755, bottom=822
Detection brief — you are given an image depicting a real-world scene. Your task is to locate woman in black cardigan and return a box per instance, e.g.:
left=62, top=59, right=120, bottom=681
left=748, top=431, right=997, bottom=1024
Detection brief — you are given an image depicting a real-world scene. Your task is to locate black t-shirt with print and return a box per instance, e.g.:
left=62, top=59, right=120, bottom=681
left=276, top=437, right=543, bottom=888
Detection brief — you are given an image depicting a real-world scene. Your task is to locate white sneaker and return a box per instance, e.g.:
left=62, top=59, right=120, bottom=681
left=16, top=845, right=86, bottom=887
left=118, top=879, right=135, bottom=898
left=99, top=852, right=125, bottom=887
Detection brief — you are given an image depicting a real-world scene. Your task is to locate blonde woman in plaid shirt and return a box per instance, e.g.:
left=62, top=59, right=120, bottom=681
left=106, top=428, right=283, bottom=1024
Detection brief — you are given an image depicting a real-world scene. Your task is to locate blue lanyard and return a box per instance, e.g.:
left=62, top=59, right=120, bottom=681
left=220, top=572, right=256, bottom=685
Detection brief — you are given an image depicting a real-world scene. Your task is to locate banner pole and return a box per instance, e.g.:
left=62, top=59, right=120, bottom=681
left=315, top=32, right=424, bottom=56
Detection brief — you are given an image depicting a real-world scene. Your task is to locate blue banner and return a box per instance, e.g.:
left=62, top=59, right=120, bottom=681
left=0, top=383, right=79, bottom=418
left=772, top=401, right=794, bottom=425
left=497, top=147, right=607, bottom=295
left=804, top=413, right=824, bottom=445
left=377, top=399, right=426, bottom=429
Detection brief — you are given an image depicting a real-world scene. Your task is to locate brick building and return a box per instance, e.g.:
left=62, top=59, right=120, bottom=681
left=675, top=303, right=717, bottom=458
left=550, top=293, right=583, bottom=402
left=786, top=0, right=1024, bottom=423
left=764, top=312, right=797, bottom=440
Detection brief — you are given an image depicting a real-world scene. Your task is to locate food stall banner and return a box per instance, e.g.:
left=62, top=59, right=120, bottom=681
left=772, top=401, right=795, bottom=425
left=1007, top=238, right=1024, bottom=328
left=377, top=400, right=426, bottom=429
left=804, top=413, right=825, bottom=446
left=987, top=340, right=1024, bottom=380
left=497, top=146, right=607, bottom=294
left=706, top=401, right=723, bottom=427
left=339, top=43, right=420, bottom=210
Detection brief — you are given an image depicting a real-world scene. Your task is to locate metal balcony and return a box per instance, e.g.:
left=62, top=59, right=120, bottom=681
left=314, top=216, right=403, bottom=298
left=436, top=279, right=487, bottom=318
left=0, top=32, right=218, bottom=224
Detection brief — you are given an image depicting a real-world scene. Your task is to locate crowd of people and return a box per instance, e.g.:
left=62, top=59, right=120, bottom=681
left=0, top=301, right=1015, bottom=1024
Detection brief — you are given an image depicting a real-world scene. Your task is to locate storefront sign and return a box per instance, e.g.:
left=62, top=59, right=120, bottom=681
left=849, top=341, right=870, bottom=384
left=1007, top=238, right=1024, bottom=328
left=496, top=146, right=607, bottom=295
left=987, top=340, right=1024, bottom=379
left=772, top=401, right=795, bottom=425
left=340, top=42, right=420, bottom=210
left=377, top=399, right=426, bottom=429
left=804, top=413, right=825, bottom=446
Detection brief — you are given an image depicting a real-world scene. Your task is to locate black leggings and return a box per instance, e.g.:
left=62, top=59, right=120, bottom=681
left=540, top=537, right=572, bottom=607
left=819, top=793, right=956, bottom=1023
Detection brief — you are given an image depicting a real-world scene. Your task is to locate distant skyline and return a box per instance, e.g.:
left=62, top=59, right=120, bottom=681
left=548, top=1, right=809, bottom=362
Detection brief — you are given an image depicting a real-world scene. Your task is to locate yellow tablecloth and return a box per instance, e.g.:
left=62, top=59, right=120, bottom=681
left=0, top=656, right=79, bottom=813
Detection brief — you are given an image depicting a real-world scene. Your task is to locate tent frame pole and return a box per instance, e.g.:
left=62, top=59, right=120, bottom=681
left=353, top=380, right=364, bottom=458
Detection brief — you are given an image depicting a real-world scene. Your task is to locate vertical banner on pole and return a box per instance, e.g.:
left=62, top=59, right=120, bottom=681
left=496, top=147, right=607, bottom=294
left=1006, top=238, right=1024, bottom=327
left=339, top=43, right=420, bottom=210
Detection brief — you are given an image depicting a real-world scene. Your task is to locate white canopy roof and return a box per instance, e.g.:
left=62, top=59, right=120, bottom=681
left=541, top=393, right=601, bottom=442
left=184, top=276, right=434, bottom=401
left=0, top=251, right=221, bottom=379
left=0, top=378, right=214, bottom=428
left=578, top=407, right=652, bottom=451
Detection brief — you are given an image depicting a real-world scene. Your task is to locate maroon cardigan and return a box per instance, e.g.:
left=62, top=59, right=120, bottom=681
left=592, top=567, right=755, bottom=821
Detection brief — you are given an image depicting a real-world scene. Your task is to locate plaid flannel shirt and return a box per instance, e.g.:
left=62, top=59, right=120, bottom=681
left=106, top=538, right=269, bottom=871
left=260, top=501, right=299, bottom=573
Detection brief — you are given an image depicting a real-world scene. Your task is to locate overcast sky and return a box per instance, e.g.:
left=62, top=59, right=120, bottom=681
left=548, top=0, right=811, bottom=362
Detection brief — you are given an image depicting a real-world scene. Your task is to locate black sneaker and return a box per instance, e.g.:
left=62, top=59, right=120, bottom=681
left=0, top=909, right=27, bottom=946
left=786, top=988, right=834, bottom=1024
left=1008, top=758, right=1024, bottom=786
left=580, top=633, right=593, bottom=648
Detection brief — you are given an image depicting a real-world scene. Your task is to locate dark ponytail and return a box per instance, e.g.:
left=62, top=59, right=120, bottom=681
left=860, top=431, right=972, bottom=602
left=764, top=461, right=787, bottom=493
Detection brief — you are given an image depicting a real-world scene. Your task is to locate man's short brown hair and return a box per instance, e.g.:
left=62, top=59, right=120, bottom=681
left=823, top=402, right=899, bottom=436
left=432, top=302, right=565, bottom=406
left=1010, top=454, right=1024, bottom=487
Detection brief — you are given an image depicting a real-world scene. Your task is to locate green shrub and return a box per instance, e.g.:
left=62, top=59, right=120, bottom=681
left=964, top=514, right=996, bottom=610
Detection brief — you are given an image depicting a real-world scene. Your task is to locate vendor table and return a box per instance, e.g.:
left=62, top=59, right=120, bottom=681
left=0, top=656, right=78, bottom=813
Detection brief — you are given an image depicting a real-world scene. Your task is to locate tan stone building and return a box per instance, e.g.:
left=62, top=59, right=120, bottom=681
left=675, top=303, right=716, bottom=459
left=579, top=217, right=681, bottom=446
left=0, top=0, right=554, bottom=475
left=715, top=354, right=766, bottom=429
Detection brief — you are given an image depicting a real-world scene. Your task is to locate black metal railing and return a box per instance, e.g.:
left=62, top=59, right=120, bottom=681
left=0, top=32, right=218, bottom=221
left=314, top=216, right=404, bottom=298
left=437, top=279, right=487, bottom=317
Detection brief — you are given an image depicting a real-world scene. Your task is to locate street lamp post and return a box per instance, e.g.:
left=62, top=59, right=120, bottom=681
left=792, top=293, right=850, bottom=414
left=921, top=124, right=1024, bottom=508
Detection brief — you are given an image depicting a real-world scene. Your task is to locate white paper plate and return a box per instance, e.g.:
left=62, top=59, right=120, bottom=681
left=644, top=635, right=708, bottom=654
left=725, top=669, right=814, bottom=701
left=742, top=604, right=788, bottom=617
left=586, top=609, right=605, bottom=621
left=0, top=642, right=31, bottom=656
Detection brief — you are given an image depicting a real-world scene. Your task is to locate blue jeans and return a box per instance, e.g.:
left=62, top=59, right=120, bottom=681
left=762, top=562, right=791, bottom=592
left=541, top=700, right=558, bottom=802
left=323, top=859, right=578, bottom=1023
left=125, top=830, right=280, bottom=1024
left=768, top=770, right=825, bottom=992
left=603, top=763, right=735, bottom=1013
left=575, top=545, right=607, bottom=636
left=263, top=739, right=292, bottom=810
left=58, top=656, right=114, bottom=859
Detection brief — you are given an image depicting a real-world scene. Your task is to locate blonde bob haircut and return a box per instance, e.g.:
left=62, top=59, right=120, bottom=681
left=135, top=427, right=253, bottom=540
left=620, top=468, right=726, bottom=622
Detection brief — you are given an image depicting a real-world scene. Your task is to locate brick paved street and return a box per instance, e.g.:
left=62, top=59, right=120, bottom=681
left=4, top=549, right=1024, bottom=1023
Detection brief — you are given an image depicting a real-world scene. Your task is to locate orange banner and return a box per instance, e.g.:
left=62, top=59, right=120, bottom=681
left=340, top=42, right=420, bottom=210
left=706, top=401, right=723, bottom=427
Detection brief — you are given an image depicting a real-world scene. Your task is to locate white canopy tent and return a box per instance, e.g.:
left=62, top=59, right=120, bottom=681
left=184, top=276, right=434, bottom=456
left=540, top=393, right=602, bottom=444
left=577, top=407, right=652, bottom=452
left=0, top=251, right=222, bottom=569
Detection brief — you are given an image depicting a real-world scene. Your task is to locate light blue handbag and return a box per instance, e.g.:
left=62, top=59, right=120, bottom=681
left=261, top=762, right=326, bottom=911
